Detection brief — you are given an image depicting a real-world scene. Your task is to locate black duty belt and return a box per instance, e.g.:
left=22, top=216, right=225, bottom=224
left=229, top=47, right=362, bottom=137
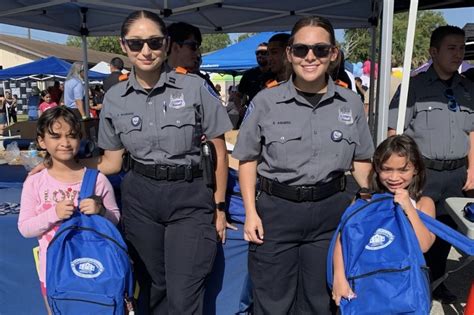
left=260, top=175, right=346, bottom=202
left=423, top=157, right=466, bottom=171
left=131, top=160, right=202, bottom=181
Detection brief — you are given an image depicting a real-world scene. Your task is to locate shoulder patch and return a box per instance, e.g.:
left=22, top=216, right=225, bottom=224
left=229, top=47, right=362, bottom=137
left=242, top=101, right=255, bottom=124
left=335, top=79, right=349, bottom=89
left=265, top=79, right=279, bottom=89
left=203, top=82, right=221, bottom=101
left=175, top=66, right=188, bottom=75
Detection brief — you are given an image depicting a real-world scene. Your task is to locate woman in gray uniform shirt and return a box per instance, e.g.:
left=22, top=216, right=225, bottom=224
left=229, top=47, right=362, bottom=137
left=232, top=16, right=374, bottom=314
left=94, top=10, right=232, bottom=314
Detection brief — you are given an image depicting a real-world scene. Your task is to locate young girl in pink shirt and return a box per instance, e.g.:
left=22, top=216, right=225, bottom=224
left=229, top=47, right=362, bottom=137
left=18, top=106, right=120, bottom=314
left=38, top=90, right=58, bottom=116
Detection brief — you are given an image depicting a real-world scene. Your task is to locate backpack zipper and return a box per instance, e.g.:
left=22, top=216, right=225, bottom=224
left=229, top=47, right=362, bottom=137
left=52, top=297, right=115, bottom=307
left=348, top=266, right=411, bottom=292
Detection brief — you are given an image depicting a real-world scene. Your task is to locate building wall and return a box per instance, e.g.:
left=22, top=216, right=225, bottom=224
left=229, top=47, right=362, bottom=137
left=0, top=46, right=38, bottom=69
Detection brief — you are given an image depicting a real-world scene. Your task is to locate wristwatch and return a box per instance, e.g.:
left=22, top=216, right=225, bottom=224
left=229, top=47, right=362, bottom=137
left=216, top=202, right=226, bottom=211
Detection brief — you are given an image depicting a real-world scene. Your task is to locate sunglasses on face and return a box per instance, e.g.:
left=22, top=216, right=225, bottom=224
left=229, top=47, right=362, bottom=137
left=255, top=50, right=268, bottom=56
left=123, top=37, right=166, bottom=52
left=177, top=40, right=201, bottom=51
left=444, top=88, right=459, bottom=112
left=290, top=43, right=334, bottom=58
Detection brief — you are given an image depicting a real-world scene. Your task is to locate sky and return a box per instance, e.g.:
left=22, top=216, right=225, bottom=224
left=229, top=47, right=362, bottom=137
left=0, top=8, right=471, bottom=45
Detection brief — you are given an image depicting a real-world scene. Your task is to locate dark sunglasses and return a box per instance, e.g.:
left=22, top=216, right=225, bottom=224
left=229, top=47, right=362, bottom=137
left=178, top=40, right=200, bottom=51
left=255, top=50, right=268, bottom=56
left=123, top=37, right=166, bottom=52
left=444, top=88, right=459, bottom=112
left=290, top=43, right=334, bottom=58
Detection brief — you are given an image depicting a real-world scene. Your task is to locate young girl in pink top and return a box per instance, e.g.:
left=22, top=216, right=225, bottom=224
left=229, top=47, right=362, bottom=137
left=18, top=106, right=120, bottom=314
left=38, top=90, right=58, bottom=116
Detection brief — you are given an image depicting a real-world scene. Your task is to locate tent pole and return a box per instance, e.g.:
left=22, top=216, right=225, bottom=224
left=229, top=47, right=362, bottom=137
left=367, top=24, right=377, bottom=138
left=375, top=0, right=394, bottom=145
left=80, top=7, right=90, bottom=118
left=396, top=0, right=419, bottom=135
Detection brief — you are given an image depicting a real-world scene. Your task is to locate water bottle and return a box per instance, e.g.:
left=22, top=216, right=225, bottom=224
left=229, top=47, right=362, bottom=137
left=28, top=141, right=38, bottom=157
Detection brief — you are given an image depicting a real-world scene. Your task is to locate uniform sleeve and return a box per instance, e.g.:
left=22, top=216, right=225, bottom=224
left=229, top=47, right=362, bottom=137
left=200, top=82, right=233, bottom=139
left=388, top=83, right=416, bottom=131
left=354, top=100, right=375, bottom=160
left=72, top=81, right=84, bottom=101
left=98, top=92, right=124, bottom=150
left=232, top=97, right=264, bottom=161
left=95, top=173, right=120, bottom=225
left=18, top=175, right=61, bottom=238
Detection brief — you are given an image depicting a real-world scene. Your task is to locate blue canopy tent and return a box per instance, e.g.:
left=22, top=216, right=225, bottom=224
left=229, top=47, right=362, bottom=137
left=0, top=56, right=107, bottom=80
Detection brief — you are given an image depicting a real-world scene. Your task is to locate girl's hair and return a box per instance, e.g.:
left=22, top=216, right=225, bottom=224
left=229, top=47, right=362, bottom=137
left=288, top=16, right=336, bottom=46
left=40, top=90, right=50, bottom=98
left=36, top=106, right=82, bottom=168
left=370, top=135, right=426, bottom=200
left=121, top=10, right=167, bottom=39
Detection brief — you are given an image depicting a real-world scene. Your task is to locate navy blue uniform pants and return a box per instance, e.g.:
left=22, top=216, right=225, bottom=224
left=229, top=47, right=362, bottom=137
left=423, top=167, right=464, bottom=281
left=121, top=171, right=217, bottom=315
left=249, top=190, right=352, bottom=315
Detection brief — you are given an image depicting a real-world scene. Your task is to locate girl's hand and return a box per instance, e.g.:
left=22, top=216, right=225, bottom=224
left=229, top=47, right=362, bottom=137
left=244, top=212, right=264, bottom=244
left=79, top=197, right=103, bottom=215
left=28, top=162, right=46, bottom=176
left=393, top=188, right=415, bottom=214
left=332, top=275, right=356, bottom=306
left=56, top=200, right=75, bottom=220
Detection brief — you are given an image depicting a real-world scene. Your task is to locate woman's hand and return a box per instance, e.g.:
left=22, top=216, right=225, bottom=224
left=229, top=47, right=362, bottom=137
left=332, top=275, right=356, bottom=306
left=79, top=197, right=103, bottom=215
left=393, top=188, right=415, bottom=214
left=244, top=211, right=264, bottom=244
left=55, top=199, right=75, bottom=220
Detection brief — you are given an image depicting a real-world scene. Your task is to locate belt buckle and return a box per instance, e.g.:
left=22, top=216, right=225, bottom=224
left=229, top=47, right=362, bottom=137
left=296, top=186, right=311, bottom=202
left=167, top=166, right=177, bottom=180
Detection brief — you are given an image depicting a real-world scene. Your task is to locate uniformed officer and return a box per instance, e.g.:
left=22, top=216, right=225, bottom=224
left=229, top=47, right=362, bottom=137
left=388, top=25, right=474, bottom=304
left=96, top=10, right=233, bottom=314
left=233, top=16, right=374, bottom=314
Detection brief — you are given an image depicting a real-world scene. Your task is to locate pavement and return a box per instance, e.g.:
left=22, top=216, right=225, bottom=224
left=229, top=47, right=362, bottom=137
left=430, top=247, right=473, bottom=315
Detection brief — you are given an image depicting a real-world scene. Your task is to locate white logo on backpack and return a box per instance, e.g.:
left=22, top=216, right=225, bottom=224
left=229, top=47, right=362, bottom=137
left=71, top=258, right=104, bottom=278
left=365, top=228, right=395, bottom=250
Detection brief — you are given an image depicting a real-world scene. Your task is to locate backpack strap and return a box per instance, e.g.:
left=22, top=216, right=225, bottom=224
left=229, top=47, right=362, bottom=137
left=78, top=169, right=99, bottom=203
left=417, top=210, right=474, bottom=255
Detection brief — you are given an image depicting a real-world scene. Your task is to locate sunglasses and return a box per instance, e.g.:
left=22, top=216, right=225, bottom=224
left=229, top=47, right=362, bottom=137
left=255, top=50, right=268, bottom=56
left=178, top=40, right=201, bottom=51
left=290, top=43, right=334, bottom=58
left=444, top=88, right=459, bottom=112
left=123, top=37, right=166, bottom=52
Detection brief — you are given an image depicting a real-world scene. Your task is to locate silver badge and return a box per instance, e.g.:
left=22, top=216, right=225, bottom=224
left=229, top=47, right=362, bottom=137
left=338, top=107, right=353, bottom=125
left=131, top=115, right=141, bottom=127
left=169, top=92, right=186, bottom=109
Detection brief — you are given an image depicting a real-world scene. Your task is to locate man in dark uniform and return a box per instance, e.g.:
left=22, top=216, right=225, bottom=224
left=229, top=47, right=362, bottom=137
left=238, top=42, right=271, bottom=106
left=266, top=33, right=291, bottom=84
left=103, top=57, right=125, bottom=92
left=388, top=25, right=474, bottom=304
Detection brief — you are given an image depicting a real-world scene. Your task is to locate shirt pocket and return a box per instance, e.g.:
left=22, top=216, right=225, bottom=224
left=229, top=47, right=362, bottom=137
left=114, top=116, right=142, bottom=154
left=459, top=106, right=474, bottom=133
left=263, top=127, right=302, bottom=171
left=414, top=102, right=444, bottom=130
left=160, top=107, right=197, bottom=155
left=326, top=125, right=360, bottom=170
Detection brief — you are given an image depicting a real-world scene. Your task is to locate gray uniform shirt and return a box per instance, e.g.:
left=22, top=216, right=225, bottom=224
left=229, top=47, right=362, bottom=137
left=232, top=77, right=374, bottom=185
left=389, top=66, right=474, bottom=160
left=98, top=65, right=233, bottom=165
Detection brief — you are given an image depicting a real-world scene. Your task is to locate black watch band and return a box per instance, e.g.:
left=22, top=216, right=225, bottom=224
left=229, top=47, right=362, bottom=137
left=216, top=202, right=226, bottom=211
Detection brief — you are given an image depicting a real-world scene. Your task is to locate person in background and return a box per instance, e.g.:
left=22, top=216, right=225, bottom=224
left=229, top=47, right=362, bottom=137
left=215, top=83, right=222, bottom=97
left=233, top=16, right=373, bottom=314
left=388, top=25, right=474, bottom=304
left=89, top=87, right=103, bottom=118
left=5, top=91, right=17, bottom=123
left=38, top=90, right=58, bottom=116
left=0, top=94, right=6, bottom=129
left=354, top=77, right=366, bottom=103
left=103, top=57, right=125, bottom=92
left=266, top=33, right=291, bottom=85
left=238, top=42, right=271, bottom=107
left=48, top=81, right=63, bottom=104
left=64, top=62, right=86, bottom=119
left=18, top=106, right=120, bottom=315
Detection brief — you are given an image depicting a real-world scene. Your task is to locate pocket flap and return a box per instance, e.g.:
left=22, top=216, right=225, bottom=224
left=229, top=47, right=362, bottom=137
left=266, top=127, right=302, bottom=144
left=162, top=107, right=196, bottom=128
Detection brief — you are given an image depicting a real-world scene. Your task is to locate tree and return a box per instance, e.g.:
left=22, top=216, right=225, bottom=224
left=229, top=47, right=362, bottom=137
left=344, top=10, right=446, bottom=67
left=66, top=36, right=124, bottom=55
left=200, top=33, right=231, bottom=54
left=236, top=33, right=256, bottom=43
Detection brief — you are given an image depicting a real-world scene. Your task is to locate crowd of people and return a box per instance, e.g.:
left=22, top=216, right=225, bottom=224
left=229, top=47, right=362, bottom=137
left=16, top=8, right=474, bottom=315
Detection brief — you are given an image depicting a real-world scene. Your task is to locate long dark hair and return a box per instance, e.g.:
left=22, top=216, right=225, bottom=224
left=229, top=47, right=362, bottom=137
left=371, top=135, right=426, bottom=200
left=36, top=106, right=82, bottom=168
left=121, top=10, right=167, bottom=39
left=288, top=16, right=336, bottom=46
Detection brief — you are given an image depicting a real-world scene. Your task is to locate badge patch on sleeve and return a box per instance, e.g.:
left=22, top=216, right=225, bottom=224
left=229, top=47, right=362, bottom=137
left=242, top=101, right=255, bottom=124
left=203, top=82, right=221, bottom=100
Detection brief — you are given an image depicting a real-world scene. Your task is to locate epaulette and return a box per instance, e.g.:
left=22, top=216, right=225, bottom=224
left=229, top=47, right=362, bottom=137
left=175, top=66, right=188, bottom=75
left=265, top=79, right=279, bottom=89
left=335, top=79, right=349, bottom=88
left=118, top=73, right=129, bottom=81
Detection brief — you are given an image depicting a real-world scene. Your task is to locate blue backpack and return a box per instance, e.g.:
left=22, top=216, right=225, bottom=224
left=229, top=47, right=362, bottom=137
left=47, top=169, right=134, bottom=315
left=327, top=193, right=474, bottom=315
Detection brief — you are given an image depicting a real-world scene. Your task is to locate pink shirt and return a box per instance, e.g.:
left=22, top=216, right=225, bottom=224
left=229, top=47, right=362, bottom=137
left=18, top=168, right=120, bottom=285
left=39, top=101, right=58, bottom=113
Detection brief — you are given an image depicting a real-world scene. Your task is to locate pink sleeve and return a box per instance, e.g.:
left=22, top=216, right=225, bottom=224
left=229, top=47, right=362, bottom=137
left=95, top=173, right=120, bottom=225
left=18, top=174, right=61, bottom=238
